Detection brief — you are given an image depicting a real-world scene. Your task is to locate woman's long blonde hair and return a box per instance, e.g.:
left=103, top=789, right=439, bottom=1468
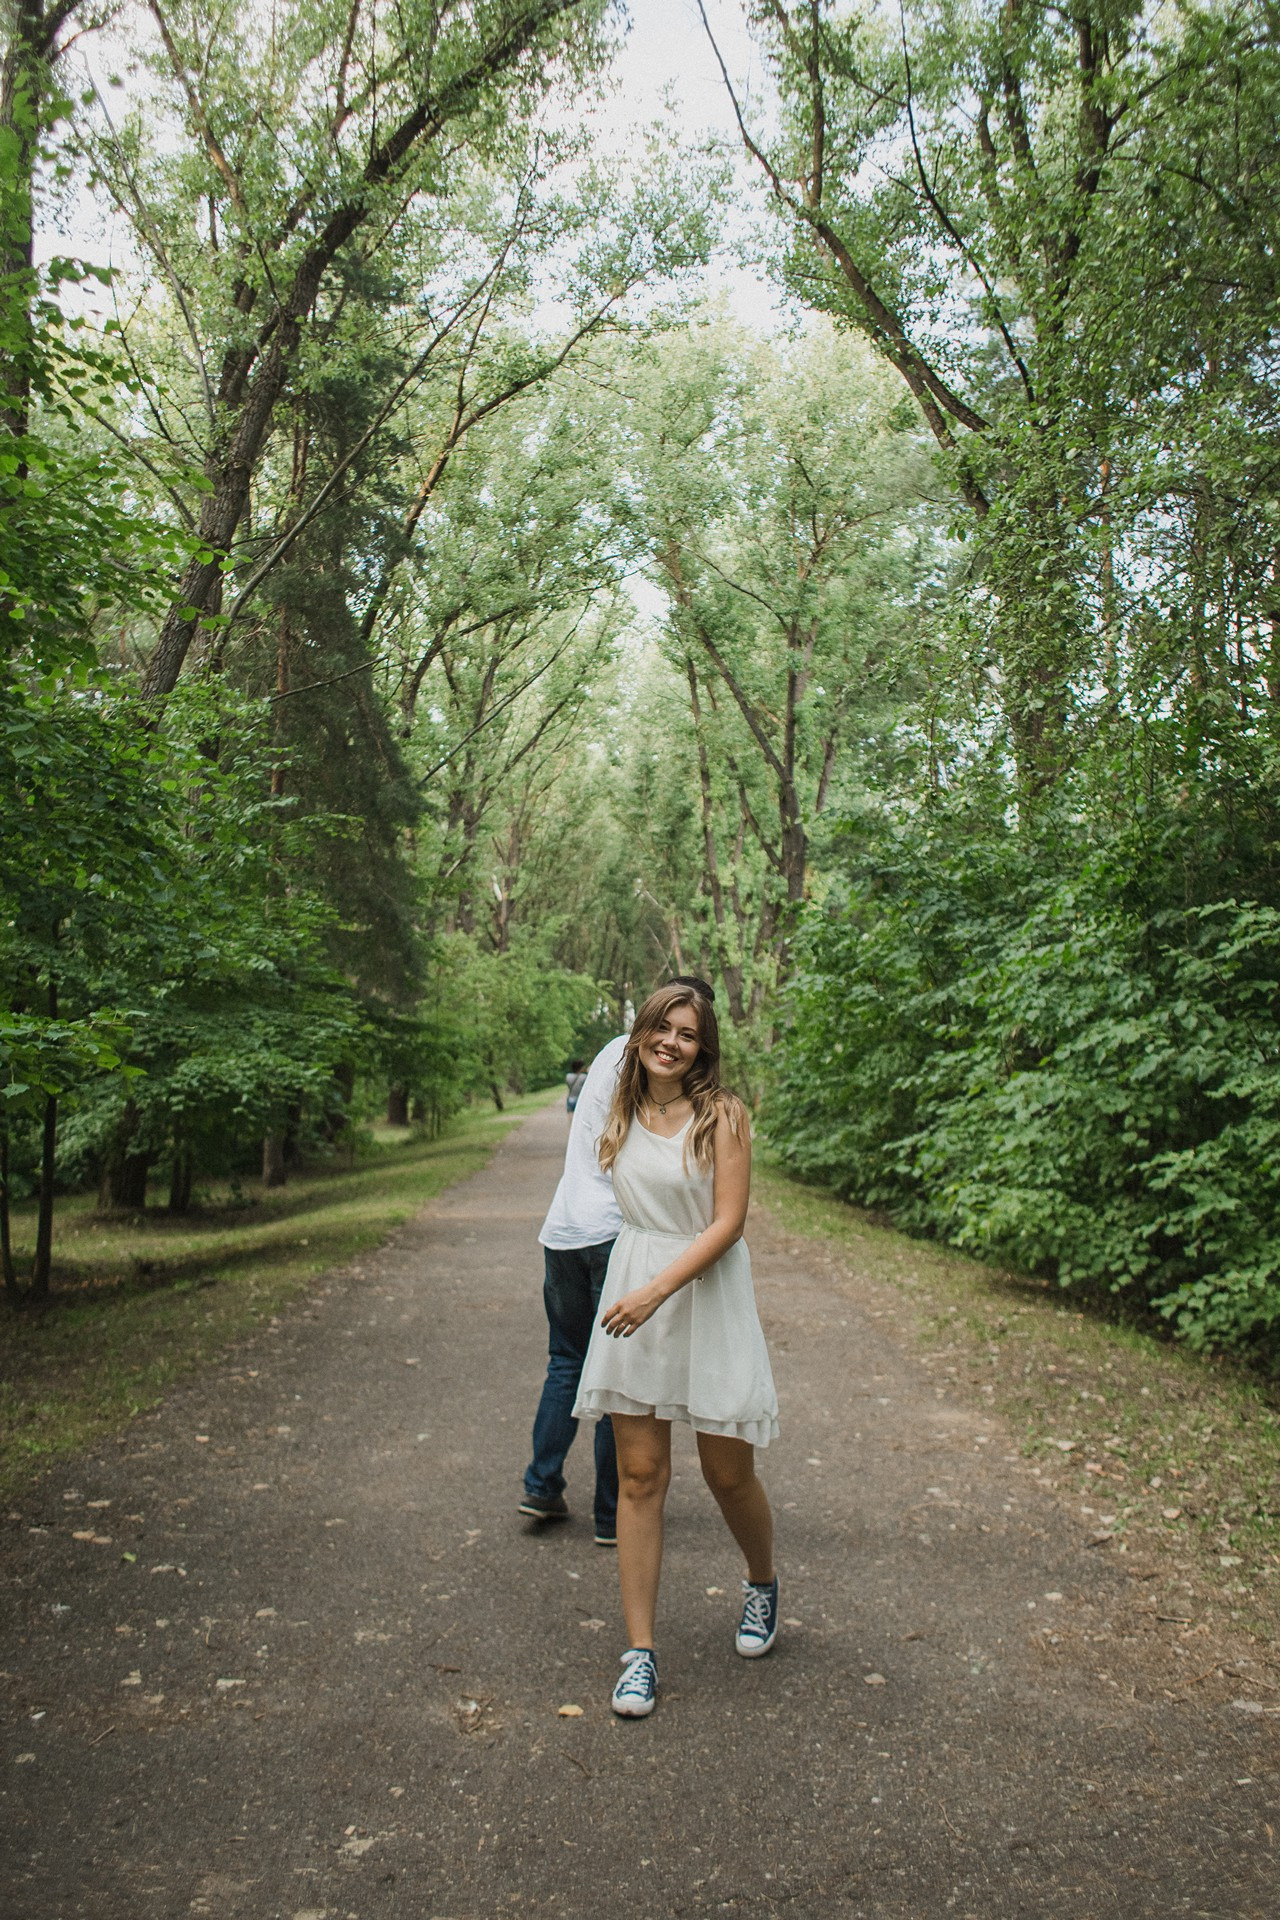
left=598, top=983, right=745, bottom=1174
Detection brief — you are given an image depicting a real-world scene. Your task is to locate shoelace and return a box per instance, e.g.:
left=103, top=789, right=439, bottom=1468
left=739, top=1581, right=774, bottom=1640
left=616, top=1651, right=657, bottom=1699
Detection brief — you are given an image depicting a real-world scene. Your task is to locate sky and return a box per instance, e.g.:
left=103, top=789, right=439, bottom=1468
left=606, top=0, right=766, bottom=138
left=598, top=1, right=787, bottom=331
left=57, top=0, right=784, bottom=329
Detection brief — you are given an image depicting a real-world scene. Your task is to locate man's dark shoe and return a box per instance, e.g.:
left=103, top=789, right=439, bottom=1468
left=518, top=1491, right=569, bottom=1521
left=593, top=1523, right=617, bottom=1547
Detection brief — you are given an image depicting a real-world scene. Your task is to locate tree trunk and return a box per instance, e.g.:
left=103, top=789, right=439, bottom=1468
left=262, top=1131, right=287, bottom=1188
left=168, top=1142, right=193, bottom=1213
left=97, top=1149, right=150, bottom=1211
left=28, top=941, right=63, bottom=1297
left=98, top=1100, right=150, bottom=1211
left=29, top=1091, right=56, bottom=1298
left=118, top=1153, right=149, bottom=1209
left=0, top=0, right=72, bottom=443
left=1, top=1124, right=19, bottom=1302
left=138, top=0, right=587, bottom=704
left=386, top=1084, right=410, bottom=1127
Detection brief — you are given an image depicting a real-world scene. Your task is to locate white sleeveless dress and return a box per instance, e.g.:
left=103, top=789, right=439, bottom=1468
left=572, top=1118, right=779, bottom=1448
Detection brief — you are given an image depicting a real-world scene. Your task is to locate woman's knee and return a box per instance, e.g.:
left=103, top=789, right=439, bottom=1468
left=618, top=1451, right=670, bottom=1503
left=698, top=1438, right=755, bottom=1501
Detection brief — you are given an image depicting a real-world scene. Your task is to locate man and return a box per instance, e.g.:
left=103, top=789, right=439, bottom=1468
left=519, top=977, right=716, bottom=1544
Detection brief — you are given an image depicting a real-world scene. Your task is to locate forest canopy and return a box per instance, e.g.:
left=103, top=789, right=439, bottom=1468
left=4, top=0, right=1280, bottom=1359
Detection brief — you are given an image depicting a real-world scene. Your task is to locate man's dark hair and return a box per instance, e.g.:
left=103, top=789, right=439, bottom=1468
left=669, top=972, right=715, bottom=1004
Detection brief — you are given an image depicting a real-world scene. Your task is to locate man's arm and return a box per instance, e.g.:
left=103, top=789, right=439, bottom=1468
left=572, top=1034, right=627, bottom=1150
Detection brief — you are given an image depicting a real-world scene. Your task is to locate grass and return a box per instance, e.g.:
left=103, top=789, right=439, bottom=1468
left=754, top=1160, right=1280, bottom=1640
left=0, top=1091, right=548, bottom=1502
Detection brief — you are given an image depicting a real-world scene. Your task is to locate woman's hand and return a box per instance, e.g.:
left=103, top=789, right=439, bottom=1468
left=601, top=1283, right=666, bottom=1338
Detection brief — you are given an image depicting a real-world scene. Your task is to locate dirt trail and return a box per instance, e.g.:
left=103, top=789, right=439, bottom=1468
left=3, top=1100, right=1276, bottom=1919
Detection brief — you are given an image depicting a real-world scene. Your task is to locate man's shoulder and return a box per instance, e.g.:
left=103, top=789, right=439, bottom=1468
left=573, top=1033, right=627, bottom=1121
left=588, top=1033, right=628, bottom=1076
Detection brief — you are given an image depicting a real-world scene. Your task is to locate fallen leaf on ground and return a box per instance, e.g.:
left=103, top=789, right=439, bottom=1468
left=558, top=1704, right=584, bottom=1717
left=863, top=1672, right=886, bottom=1686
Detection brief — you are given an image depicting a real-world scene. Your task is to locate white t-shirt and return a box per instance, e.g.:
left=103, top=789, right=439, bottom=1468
left=538, top=1033, right=628, bottom=1249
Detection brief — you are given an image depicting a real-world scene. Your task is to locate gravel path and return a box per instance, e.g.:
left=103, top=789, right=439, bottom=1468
left=3, top=1099, right=1277, bottom=1918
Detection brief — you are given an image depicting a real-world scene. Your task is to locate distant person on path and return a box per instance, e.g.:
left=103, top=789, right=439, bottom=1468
left=519, top=978, right=720, bottom=1547
left=564, top=1059, right=588, bottom=1112
left=573, top=982, right=779, bottom=1718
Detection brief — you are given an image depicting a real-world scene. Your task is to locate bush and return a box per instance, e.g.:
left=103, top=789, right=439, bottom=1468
left=767, top=773, right=1280, bottom=1358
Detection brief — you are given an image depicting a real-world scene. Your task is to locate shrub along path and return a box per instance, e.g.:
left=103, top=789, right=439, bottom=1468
left=2, top=1100, right=1277, bottom=1919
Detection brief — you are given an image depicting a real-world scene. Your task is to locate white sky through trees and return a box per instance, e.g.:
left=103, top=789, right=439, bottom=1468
left=52, top=1, right=781, bottom=330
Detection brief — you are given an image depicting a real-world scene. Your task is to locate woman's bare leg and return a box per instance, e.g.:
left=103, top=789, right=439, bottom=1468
left=696, top=1432, right=774, bottom=1585
left=612, top=1412, right=672, bottom=1649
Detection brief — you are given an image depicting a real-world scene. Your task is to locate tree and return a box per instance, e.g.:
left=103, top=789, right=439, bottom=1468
left=626, top=315, right=946, bottom=1015
left=0, top=0, right=82, bottom=439
left=709, top=0, right=1280, bottom=782
left=78, top=0, right=611, bottom=702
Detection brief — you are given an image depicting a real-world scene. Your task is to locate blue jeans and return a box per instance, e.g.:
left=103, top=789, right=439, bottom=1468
left=524, top=1241, right=618, bottom=1530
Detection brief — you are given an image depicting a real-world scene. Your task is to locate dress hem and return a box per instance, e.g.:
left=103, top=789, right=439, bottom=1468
left=575, top=1388, right=778, bottom=1449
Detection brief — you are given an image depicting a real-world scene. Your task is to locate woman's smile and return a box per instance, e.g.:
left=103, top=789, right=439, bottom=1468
left=639, top=1008, right=701, bottom=1088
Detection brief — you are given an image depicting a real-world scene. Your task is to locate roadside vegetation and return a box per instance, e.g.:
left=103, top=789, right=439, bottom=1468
left=0, top=1096, right=543, bottom=1500
left=756, top=1165, right=1280, bottom=1648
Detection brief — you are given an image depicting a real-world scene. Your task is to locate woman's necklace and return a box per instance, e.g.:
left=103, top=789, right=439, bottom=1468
left=651, top=1087, right=684, bottom=1119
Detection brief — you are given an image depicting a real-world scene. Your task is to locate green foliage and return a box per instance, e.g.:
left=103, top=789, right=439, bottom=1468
left=742, top=0, right=1280, bottom=782
left=619, top=313, right=948, bottom=1023
left=769, top=749, right=1280, bottom=1358
left=0, top=676, right=369, bottom=1236
left=0, top=118, right=187, bottom=667
left=418, top=933, right=601, bottom=1108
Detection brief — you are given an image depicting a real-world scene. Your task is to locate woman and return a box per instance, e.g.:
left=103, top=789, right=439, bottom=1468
left=573, top=982, right=779, bottom=1717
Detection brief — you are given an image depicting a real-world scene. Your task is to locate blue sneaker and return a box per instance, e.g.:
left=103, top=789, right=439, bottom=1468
left=611, top=1647, right=658, bottom=1716
left=735, top=1577, right=779, bottom=1657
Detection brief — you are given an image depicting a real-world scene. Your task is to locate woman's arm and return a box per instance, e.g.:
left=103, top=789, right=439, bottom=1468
left=600, top=1106, right=751, bottom=1337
